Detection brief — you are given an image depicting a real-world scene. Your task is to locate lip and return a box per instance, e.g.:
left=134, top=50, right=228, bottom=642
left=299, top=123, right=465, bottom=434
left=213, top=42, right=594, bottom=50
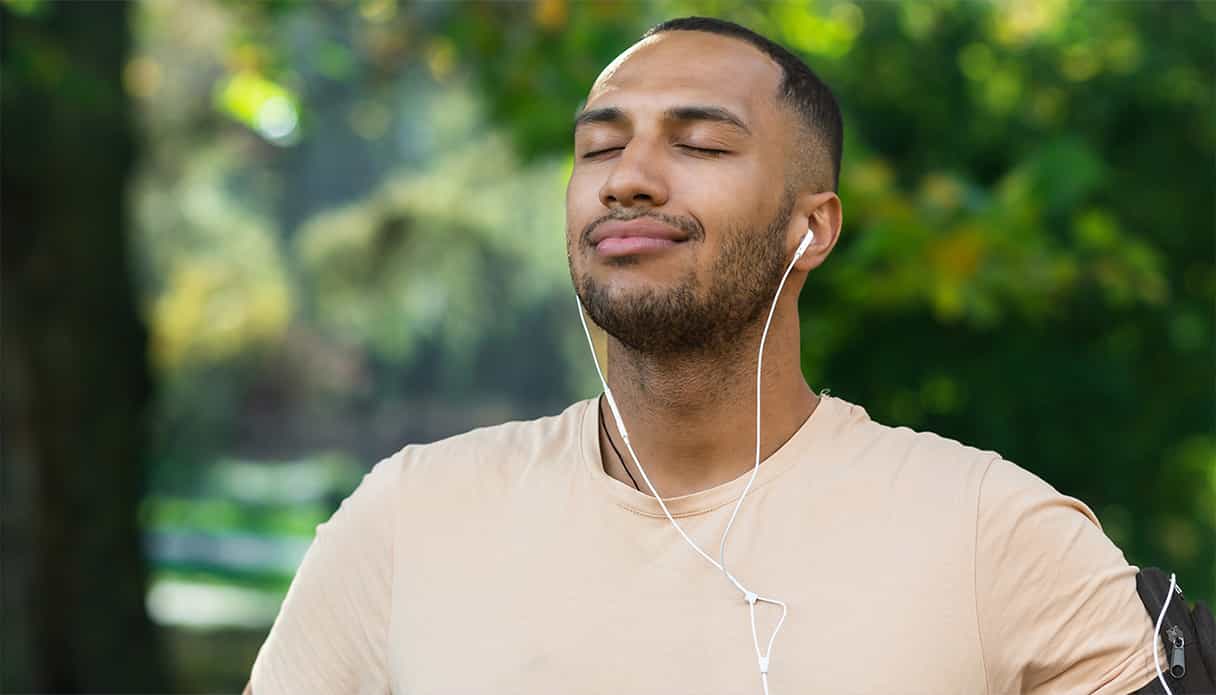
left=588, top=219, right=691, bottom=257
left=588, top=219, right=690, bottom=245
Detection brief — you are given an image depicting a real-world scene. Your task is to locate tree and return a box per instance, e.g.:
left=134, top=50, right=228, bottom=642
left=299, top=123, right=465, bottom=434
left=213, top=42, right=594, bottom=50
left=1, top=1, right=168, bottom=690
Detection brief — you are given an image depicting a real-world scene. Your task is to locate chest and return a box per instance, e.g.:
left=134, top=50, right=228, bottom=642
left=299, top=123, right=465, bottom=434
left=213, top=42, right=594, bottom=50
left=388, top=500, right=985, bottom=694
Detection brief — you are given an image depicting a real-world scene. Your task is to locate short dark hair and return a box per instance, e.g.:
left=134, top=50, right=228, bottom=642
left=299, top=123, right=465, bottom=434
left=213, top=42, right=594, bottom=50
left=641, top=16, right=843, bottom=192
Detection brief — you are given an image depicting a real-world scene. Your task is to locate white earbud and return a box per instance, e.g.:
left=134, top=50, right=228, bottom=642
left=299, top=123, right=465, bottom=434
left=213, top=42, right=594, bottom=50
left=793, top=228, right=815, bottom=262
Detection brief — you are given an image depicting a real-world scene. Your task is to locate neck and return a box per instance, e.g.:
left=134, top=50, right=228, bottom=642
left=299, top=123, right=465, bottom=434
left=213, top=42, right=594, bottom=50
left=597, top=305, right=818, bottom=498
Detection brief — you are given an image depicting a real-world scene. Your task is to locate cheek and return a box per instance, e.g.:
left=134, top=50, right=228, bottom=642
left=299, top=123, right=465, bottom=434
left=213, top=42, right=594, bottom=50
left=565, top=175, right=601, bottom=239
left=677, top=155, right=767, bottom=207
left=567, top=166, right=599, bottom=198
left=679, top=186, right=758, bottom=240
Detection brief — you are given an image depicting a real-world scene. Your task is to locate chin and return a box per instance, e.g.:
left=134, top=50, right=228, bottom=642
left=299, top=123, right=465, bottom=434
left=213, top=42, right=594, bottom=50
left=589, top=272, right=682, bottom=304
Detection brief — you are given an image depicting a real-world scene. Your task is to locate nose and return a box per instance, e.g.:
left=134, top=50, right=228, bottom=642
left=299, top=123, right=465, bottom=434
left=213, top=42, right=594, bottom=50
left=598, top=141, right=669, bottom=210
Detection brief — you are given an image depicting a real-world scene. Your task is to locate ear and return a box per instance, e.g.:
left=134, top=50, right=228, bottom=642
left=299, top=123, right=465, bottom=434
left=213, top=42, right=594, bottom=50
left=789, top=191, right=842, bottom=273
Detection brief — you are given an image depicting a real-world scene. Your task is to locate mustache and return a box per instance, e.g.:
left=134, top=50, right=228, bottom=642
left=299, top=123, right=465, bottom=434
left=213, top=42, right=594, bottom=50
left=582, top=210, right=703, bottom=245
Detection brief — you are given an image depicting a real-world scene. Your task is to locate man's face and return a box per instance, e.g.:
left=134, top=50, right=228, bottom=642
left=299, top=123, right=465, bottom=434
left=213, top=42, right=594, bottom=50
left=566, top=31, right=798, bottom=357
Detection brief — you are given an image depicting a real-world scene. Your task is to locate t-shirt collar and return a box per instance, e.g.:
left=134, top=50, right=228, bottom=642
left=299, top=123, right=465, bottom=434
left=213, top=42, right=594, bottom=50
left=578, top=393, right=848, bottom=517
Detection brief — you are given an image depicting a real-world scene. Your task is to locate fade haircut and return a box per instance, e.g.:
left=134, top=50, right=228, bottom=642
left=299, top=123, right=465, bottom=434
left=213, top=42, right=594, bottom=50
left=641, top=16, right=844, bottom=192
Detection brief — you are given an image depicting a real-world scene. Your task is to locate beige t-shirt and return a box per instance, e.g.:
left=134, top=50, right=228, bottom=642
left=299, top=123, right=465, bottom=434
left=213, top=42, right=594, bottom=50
left=250, top=395, right=1160, bottom=695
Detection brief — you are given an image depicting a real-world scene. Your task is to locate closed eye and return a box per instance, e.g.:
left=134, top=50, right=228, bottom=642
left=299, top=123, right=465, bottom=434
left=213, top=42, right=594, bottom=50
left=582, top=147, right=623, bottom=159
left=677, top=145, right=728, bottom=156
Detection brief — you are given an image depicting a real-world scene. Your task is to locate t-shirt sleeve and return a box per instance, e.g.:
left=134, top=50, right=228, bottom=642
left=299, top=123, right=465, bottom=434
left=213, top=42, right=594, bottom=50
left=249, top=451, right=402, bottom=695
left=975, top=458, right=1159, bottom=695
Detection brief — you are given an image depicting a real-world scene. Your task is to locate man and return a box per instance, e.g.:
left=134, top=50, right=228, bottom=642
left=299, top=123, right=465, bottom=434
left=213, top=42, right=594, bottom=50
left=247, top=17, right=1164, bottom=694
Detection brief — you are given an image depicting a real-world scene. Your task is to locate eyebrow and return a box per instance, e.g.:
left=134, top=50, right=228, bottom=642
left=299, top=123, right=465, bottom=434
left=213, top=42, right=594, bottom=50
left=573, top=104, right=752, bottom=135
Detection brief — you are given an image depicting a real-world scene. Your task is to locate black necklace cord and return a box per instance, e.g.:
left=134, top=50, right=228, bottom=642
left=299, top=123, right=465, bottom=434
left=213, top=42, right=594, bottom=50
left=599, top=396, right=641, bottom=491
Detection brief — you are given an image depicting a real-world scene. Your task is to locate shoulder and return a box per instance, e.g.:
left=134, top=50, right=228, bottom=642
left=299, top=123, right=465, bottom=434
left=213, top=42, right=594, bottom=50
left=828, top=397, right=1002, bottom=486
left=368, top=398, right=594, bottom=502
left=397, top=398, right=591, bottom=466
left=828, top=400, right=1089, bottom=527
left=976, top=456, right=1103, bottom=533
left=836, top=402, right=1103, bottom=546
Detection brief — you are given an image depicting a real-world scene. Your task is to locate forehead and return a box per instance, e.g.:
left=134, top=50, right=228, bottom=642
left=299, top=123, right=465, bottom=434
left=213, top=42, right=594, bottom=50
left=585, top=31, right=784, bottom=127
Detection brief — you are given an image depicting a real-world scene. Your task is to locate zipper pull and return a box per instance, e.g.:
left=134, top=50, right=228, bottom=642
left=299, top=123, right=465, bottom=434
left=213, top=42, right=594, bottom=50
left=1166, top=625, right=1186, bottom=679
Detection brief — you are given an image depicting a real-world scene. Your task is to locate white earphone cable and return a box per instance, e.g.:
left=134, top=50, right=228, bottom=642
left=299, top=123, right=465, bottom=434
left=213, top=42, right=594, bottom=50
left=1152, top=572, right=1179, bottom=695
left=575, top=229, right=813, bottom=694
left=719, top=235, right=809, bottom=669
left=576, top=304, right=723, bottom=571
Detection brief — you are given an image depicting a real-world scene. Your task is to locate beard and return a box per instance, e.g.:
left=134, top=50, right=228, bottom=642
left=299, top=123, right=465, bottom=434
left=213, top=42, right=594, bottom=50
left=571, top=192, right=795, bottom=357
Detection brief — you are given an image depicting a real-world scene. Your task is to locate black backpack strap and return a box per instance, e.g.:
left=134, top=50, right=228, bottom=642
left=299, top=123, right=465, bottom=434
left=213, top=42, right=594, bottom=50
left=1131, top=567, right=1216, bottom=694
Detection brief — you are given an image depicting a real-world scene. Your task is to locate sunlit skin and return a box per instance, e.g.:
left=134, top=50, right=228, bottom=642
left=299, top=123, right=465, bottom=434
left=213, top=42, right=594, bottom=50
left=566, top=31, right=843, bottom=497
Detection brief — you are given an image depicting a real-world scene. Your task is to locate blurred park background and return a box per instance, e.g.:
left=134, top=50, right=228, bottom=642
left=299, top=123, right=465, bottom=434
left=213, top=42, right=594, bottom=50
left=2, top=0, right=1213, bottom=692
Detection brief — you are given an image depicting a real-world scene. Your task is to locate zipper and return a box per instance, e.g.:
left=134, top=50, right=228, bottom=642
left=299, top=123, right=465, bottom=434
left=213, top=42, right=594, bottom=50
left=1166, top=624, right=1186, bottom=679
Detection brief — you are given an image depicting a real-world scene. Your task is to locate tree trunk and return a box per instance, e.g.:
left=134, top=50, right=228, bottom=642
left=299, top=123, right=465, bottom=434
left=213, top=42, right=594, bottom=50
left=1, top=2, right=168, bottom=691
